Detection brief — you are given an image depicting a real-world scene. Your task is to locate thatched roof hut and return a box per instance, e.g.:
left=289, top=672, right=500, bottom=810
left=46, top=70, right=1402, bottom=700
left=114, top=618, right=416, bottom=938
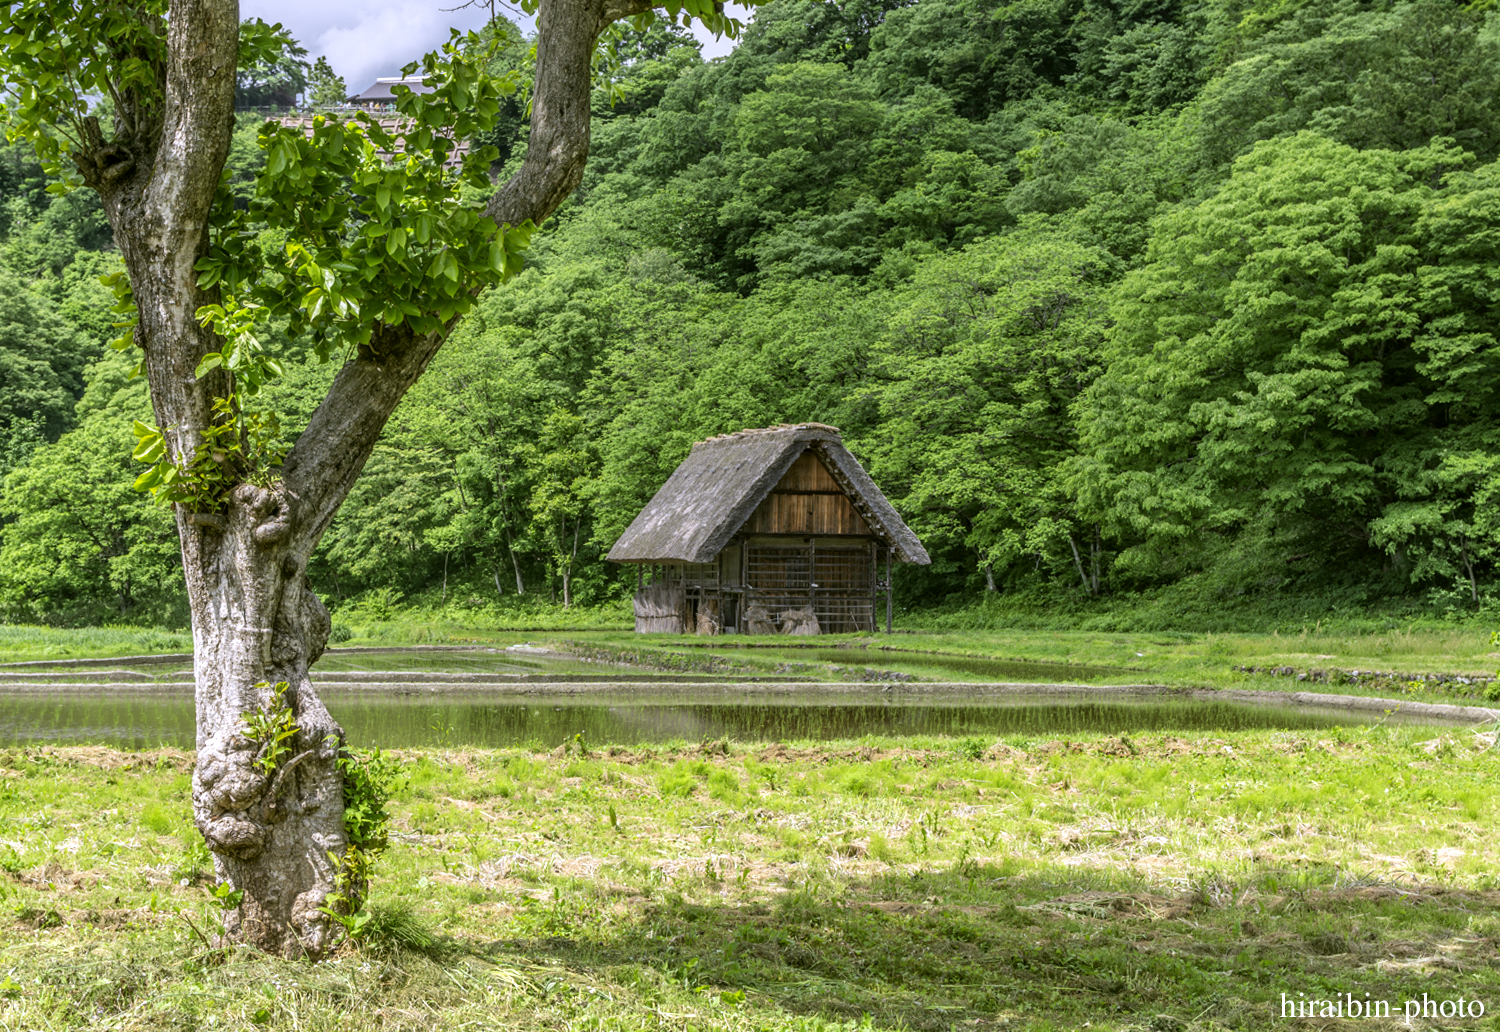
left=609, top=424, right=929, bottom=635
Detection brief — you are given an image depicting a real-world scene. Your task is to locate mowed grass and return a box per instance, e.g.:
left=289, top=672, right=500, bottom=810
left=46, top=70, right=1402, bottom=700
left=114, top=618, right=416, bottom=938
left=2, top=723, right=1499, bottom=1031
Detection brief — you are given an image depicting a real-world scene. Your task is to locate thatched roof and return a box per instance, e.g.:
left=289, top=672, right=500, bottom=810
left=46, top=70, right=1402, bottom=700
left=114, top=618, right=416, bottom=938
left=607, top=424, right=930, bottom=565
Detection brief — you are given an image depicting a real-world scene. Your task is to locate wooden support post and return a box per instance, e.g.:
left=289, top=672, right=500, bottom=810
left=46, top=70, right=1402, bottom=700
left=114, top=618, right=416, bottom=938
left=885, top=551, right=893, bottom=634
left=869, top=541, right=878, bottom=634
left=808, top=538, right=816, bottom=631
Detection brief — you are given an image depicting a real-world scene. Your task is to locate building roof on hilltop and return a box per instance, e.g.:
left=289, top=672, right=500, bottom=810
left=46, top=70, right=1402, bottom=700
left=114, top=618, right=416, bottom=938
left=348, top=76, right=434, bottom=104
left=606, top=424, right=930, bottom=565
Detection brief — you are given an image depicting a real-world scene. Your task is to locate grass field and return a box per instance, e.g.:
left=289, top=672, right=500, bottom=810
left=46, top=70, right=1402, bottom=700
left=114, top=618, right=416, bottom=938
left=2, top=721, right=1499, bottom=1031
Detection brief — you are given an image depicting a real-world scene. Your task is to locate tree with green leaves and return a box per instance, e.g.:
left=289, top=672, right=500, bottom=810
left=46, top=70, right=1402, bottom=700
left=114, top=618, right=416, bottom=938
left=0, top=267, right=96, bottom=439
left=1190, top=1, right=1500, bottom=170
left=527, top=409, right=598, bottom=608
left=306, top=56, right=347, bottom=111
left=862, top=226, right=1111, bottom=594
left=0, top=352, right=183, bottom=625
left=234, top=20, right=310, bottom=109
left=1074, top=133, right=1500, bottom=597
left=0, top=0, right=742, bottom=957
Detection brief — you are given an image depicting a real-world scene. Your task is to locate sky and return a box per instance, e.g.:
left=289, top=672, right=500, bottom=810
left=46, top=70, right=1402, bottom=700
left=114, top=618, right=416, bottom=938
left=242, top=0, right=750, bottom=98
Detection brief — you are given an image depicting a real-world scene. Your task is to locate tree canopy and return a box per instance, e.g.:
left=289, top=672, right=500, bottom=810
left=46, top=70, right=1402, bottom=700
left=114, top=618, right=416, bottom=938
left=3, top=0, right=1500, bottom=629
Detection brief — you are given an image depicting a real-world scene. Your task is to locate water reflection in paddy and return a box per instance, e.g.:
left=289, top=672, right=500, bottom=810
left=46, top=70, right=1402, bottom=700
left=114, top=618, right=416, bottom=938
left=0, top=690, right=1431, bottom=751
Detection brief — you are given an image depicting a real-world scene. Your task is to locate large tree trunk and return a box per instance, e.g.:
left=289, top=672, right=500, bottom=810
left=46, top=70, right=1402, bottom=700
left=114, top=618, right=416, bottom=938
left=77, top=0, right=652, bottom=957
left=186, top=488, right=347, bottom=956
left=85, top=0, right=351, bottom=956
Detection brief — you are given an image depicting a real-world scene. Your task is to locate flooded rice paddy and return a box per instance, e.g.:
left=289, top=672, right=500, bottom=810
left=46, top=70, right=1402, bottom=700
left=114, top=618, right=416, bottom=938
left=747, top=647, right=1129, bottom=682
left=0, top=690, right=1426, bottom=750
left=0, top=645, right=1444, bottom=749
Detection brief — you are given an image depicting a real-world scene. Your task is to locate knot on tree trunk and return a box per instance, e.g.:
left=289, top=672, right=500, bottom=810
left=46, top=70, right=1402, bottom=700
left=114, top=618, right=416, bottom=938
left=232, top=483, right=293, bottom=546
left=227, top=887, right=340, bottom=960
left=291, top=889, right=340, bottom=956
left=191, top=676, right=347, bottom=958
left=76, top=116, right=136, bottom=188
left=254, top=519, right=291, bottom=545
left=193, top=728, right=272, bottom=858
left=274, top=579, right=334, bottom=670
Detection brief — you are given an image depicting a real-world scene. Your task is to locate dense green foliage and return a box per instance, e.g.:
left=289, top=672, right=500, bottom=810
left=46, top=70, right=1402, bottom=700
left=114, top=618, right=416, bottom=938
left=307, top=57, right=348, bottom=111
left=2, top=0, right=1499, bottom=627
left=235, top=20, right=310, bottom=109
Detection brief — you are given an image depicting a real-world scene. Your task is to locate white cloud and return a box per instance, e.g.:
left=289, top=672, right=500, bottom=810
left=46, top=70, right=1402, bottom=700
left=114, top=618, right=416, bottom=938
left=242, top=0, right=750, bottom=98
left=700, top=3, right=752, bottom=60
left=243, top=0, right=492, bottom=95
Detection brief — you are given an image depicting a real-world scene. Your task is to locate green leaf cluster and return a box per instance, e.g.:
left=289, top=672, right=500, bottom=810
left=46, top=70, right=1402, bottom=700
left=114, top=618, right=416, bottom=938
left=317, top=745, right=408, bottom=944
left=129, top=397, right=286, bottom=510
left=335, top=746, right=407, bottom=856
left=0, top=0, right=167, bottom=184
left=197, top=32, right=535, bottom=357
left=241, top=681, right=298, bottom=774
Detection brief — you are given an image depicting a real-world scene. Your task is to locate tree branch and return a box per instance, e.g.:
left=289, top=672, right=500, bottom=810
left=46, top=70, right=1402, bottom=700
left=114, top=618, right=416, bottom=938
left=284, top=0, right=656, bottom=546
left=281, top=322, right=443, bottom=544
left=104, top=0, right=239, bottom=471
left=485, top=0, right=631, bottom=227
left=149, top=0, right=239, bottom=294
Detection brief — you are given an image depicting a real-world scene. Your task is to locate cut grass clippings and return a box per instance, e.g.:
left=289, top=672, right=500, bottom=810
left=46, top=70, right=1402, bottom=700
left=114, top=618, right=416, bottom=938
left=1, top=724, right=1499, bottom=1030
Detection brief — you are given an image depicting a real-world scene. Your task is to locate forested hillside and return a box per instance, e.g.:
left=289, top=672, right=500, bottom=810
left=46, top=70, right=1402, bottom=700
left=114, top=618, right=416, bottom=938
left=2, top=0, right=1498, bottom=629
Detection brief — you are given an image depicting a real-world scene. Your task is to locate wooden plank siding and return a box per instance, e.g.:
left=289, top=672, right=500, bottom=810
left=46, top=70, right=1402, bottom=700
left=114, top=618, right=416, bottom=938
left=744, top=453, right=872, bottom=537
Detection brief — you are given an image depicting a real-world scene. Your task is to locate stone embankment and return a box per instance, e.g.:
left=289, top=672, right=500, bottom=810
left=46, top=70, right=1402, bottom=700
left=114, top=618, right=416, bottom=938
left=1234, top=664, right=1499, bottom=701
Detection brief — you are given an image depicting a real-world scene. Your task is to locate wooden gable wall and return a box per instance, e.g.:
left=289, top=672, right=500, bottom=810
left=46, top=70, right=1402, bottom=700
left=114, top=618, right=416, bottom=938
left=743, top=451, right=872, bottom=537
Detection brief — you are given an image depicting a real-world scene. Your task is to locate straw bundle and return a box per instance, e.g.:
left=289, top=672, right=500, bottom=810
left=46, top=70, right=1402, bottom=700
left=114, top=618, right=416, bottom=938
left=695, top=598, right=721, bottom=636
left=778, top=604, right=821, bottom=636
left=634, top=583, right=687, bottom=634
left=743, top=603, right=777, bottom=635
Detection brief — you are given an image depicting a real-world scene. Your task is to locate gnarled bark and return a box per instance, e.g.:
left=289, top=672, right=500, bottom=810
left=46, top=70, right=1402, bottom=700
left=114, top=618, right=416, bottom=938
left=186, top=483, right=345, bottom=957
left=79, top=0, right=655, bottom=957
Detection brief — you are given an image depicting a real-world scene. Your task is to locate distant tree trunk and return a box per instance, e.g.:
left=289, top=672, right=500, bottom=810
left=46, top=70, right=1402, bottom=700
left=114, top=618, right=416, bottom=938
left=68, top=0, right=647, bottom=957
left=561, top=516, right=581, bottom=609
left=1460, top=534, right=1478, bottom=603
left=1067, top=529, right=1104, bottom=597
left=983, top=562, right=996, bottom=592
left=1068, top=534, right=1095, bottom=597
left=1091, top=525, right=1102, bottom=597
left=503, top=526, right=525, bottom=594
